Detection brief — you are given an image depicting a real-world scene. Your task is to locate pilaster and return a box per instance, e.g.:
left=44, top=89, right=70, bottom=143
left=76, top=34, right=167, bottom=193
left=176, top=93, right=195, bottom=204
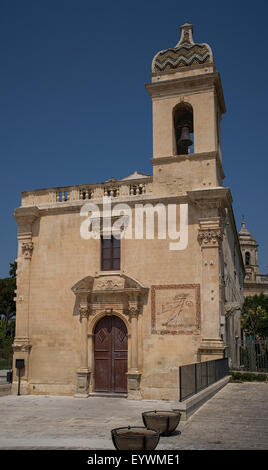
left=127, top=298, right=142, bottom=399
left=12, top=207, right=39, bottom=394
left=74, top=294, right=91, bottom=397
left=197, top=217, right=225, bottom=360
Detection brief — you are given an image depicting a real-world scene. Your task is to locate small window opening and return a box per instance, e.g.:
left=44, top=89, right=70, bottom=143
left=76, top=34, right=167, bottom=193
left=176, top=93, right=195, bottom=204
left=101, top=236, right=120, bottom=271
left=173, top=102, right=194, bottom=155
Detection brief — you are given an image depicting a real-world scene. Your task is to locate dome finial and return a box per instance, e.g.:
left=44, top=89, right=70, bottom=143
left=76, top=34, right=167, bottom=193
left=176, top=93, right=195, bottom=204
left=152, top=23, right=214, bottom=74
left=176, top=22, right=194, bottom=47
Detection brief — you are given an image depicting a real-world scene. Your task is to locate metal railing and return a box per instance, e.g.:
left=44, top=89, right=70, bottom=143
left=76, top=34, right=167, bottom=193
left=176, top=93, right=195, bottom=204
left=179, top=358, right=229, bottom=402
left=237, top=339, right=268, bottom=372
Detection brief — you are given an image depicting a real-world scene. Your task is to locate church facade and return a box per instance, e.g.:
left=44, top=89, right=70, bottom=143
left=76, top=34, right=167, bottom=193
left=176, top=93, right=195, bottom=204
left=12, top=23, right=244, bottom=399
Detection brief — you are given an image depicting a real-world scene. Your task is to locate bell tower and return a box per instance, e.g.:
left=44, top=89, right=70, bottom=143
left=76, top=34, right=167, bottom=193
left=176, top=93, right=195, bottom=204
left=238, top=218, right=260, bottom=282
left=146, top=22, right=226, bottom=195
left=146, top=23, right=238, bottom=362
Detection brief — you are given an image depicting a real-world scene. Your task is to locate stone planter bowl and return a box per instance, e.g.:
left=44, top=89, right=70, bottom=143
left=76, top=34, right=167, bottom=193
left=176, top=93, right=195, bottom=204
left=111, top=426, right=160, bottom=450
left=142, top=410, right=182, bottom=436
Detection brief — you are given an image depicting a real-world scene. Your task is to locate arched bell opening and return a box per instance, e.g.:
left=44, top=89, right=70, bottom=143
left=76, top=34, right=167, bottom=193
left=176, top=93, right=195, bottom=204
left=245, top=251, right=251, bottom=266
left=173, top=102, right=194, bottom=155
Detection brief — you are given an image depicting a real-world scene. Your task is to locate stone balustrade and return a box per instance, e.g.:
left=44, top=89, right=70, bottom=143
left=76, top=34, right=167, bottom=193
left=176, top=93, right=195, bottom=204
left=21, top=178, right=152, bottom=207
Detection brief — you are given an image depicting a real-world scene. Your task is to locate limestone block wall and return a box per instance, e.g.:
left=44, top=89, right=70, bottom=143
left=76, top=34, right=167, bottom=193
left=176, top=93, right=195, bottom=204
left=13, top=198, right=207, bottom=398
left=13, top=186, right=243, bottom=399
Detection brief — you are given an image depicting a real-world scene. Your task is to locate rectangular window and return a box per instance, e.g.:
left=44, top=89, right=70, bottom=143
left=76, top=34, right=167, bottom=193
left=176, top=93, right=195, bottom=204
left=101, top=236, right=120, bottom=271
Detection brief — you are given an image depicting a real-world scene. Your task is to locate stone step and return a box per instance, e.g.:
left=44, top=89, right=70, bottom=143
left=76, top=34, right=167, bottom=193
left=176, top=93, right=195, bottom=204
left=89, top=392, right=127, bottom=398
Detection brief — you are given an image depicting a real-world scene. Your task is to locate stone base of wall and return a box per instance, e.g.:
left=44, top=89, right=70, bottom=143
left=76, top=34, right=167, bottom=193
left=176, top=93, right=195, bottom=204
left=173, top=375, right=230, bottom=420
left=0, top=384, right=11, bottom=396
left=11, top=381, right=76, bottom=396
left=141, top=387, right=179, bottom=401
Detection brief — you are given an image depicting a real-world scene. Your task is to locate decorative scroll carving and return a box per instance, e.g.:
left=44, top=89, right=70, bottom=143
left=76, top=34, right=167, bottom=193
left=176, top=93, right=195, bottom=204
left=128, top=302, right=139, bottom=318
left=95, top=279, right=122, bottom=290
left=13, top=338, right=32, bottom=352
left=79, top=305, right=89, bottom=320
left=198, top=229, right=223, bottom=247
left=224, top=302, right=241, bottom=318
left=21, top=241, right=34, bottom=259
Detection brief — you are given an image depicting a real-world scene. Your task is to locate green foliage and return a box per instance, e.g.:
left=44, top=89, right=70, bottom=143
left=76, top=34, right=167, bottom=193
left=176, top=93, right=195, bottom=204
left=241, top=294, right=268, bottom=339
left=230, top=371, right=267, bottom=382
left=0, top=262, right=16, bottom=363
left=9, top=261, right=17, bottom=279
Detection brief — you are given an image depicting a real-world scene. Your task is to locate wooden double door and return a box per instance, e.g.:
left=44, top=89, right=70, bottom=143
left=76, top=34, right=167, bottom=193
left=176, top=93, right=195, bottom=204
left=94, top=316, right=128, bottom=393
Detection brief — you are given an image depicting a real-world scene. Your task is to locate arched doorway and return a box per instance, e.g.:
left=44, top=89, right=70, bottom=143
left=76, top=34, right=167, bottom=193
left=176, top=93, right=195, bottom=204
left=94, top=315, right=128, bottom=393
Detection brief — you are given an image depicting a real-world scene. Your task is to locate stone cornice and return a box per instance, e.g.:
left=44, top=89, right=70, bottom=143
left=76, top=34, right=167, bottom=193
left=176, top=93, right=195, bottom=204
left=145, top=72, right=226, bottom=114
left=187, top=187, right=232, bottom=209
left=17, top=193, right=191, bottom=217
left=151, top=151, right=217, bottom=165
left=151, top=62, right=216, bottom=78
left=15, top=188, right=232, bottom=218
left=13, top=206, right=40, bottom=227
left=13, top=206, right=40, bottom=242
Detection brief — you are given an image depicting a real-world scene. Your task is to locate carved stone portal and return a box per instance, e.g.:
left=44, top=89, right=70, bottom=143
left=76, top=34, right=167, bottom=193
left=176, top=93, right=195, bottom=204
left=72, top=272, right=148, bottom=398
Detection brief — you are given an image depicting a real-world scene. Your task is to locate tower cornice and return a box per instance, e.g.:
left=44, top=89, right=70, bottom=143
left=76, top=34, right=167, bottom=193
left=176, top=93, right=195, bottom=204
left=145, top=71, right=226, bottom=115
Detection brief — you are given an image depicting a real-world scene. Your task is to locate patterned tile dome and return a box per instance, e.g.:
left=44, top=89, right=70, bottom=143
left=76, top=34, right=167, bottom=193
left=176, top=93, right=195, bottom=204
left=152, top=23, right=214, bottom=73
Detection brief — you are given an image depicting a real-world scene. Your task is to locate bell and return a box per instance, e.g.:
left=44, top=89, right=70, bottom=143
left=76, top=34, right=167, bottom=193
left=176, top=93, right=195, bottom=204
left=177, top=125, right=193, bottom=154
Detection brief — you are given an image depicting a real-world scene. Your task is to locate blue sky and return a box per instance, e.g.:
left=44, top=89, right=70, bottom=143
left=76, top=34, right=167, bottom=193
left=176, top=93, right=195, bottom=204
left=0, top=0, right=267, bottom=277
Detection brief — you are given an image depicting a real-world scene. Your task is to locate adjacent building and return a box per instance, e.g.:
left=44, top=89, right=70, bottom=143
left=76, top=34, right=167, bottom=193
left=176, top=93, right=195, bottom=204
left=238, top=218, right=268, bottom=297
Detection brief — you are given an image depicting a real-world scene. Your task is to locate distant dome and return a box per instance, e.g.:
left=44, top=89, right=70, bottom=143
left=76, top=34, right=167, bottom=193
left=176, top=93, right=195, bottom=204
left=239, top=219, right=251, bottom=237
left=152, top=23, right=214, bottom=73
left=238, top=218, right=258, bottom=246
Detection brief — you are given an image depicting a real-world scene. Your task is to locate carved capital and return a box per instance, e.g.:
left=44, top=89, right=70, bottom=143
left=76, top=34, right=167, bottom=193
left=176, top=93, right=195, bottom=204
left=224, top=302, right=241, bottom=318
left=13, top=337, right=32, bottom=352
left=198, top=228, right=223, bottom=248
left=79, top=305, right=90, bottom=320
left=21, top=241, right=34, bottom=259
left=128, top=302, right=139, bottom=318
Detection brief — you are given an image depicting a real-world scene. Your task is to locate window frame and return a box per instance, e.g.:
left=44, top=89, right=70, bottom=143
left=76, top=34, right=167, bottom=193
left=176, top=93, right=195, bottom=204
left=101, top=235, right=121, bottom=271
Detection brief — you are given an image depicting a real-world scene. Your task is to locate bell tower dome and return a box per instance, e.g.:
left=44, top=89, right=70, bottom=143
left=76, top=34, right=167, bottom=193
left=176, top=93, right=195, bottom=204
left=238, top=218, right=260, bottom=282
left=146, top=23, right=226, bottom=195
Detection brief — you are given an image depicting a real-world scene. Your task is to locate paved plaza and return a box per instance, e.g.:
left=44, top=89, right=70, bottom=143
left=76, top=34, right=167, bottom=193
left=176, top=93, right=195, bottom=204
left=0, top=382, right=267, bottom=450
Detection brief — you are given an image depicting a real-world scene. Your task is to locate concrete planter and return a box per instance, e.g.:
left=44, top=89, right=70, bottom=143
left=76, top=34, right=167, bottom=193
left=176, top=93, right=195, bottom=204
left=111, top=426, right=160, bottom=450
left=142, top=410, right=181, bottom=436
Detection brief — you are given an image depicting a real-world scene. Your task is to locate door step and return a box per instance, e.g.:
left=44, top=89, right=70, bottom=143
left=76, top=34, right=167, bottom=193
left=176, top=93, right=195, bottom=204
left=90, top=392, right=127, bottom=398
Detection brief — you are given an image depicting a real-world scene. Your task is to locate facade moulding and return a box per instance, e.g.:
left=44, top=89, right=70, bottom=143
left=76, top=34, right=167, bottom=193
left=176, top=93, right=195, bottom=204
left=13, top=206, right=40, bottom=240
left=18, top=193, right=193, bottom=217
left=187, top=188, right=244, bottom=272
left=145, top=72, right=226, bottom=114
left=187, top=187, right=232, bottom=209
left=151, top=62, right=216, bottom=78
